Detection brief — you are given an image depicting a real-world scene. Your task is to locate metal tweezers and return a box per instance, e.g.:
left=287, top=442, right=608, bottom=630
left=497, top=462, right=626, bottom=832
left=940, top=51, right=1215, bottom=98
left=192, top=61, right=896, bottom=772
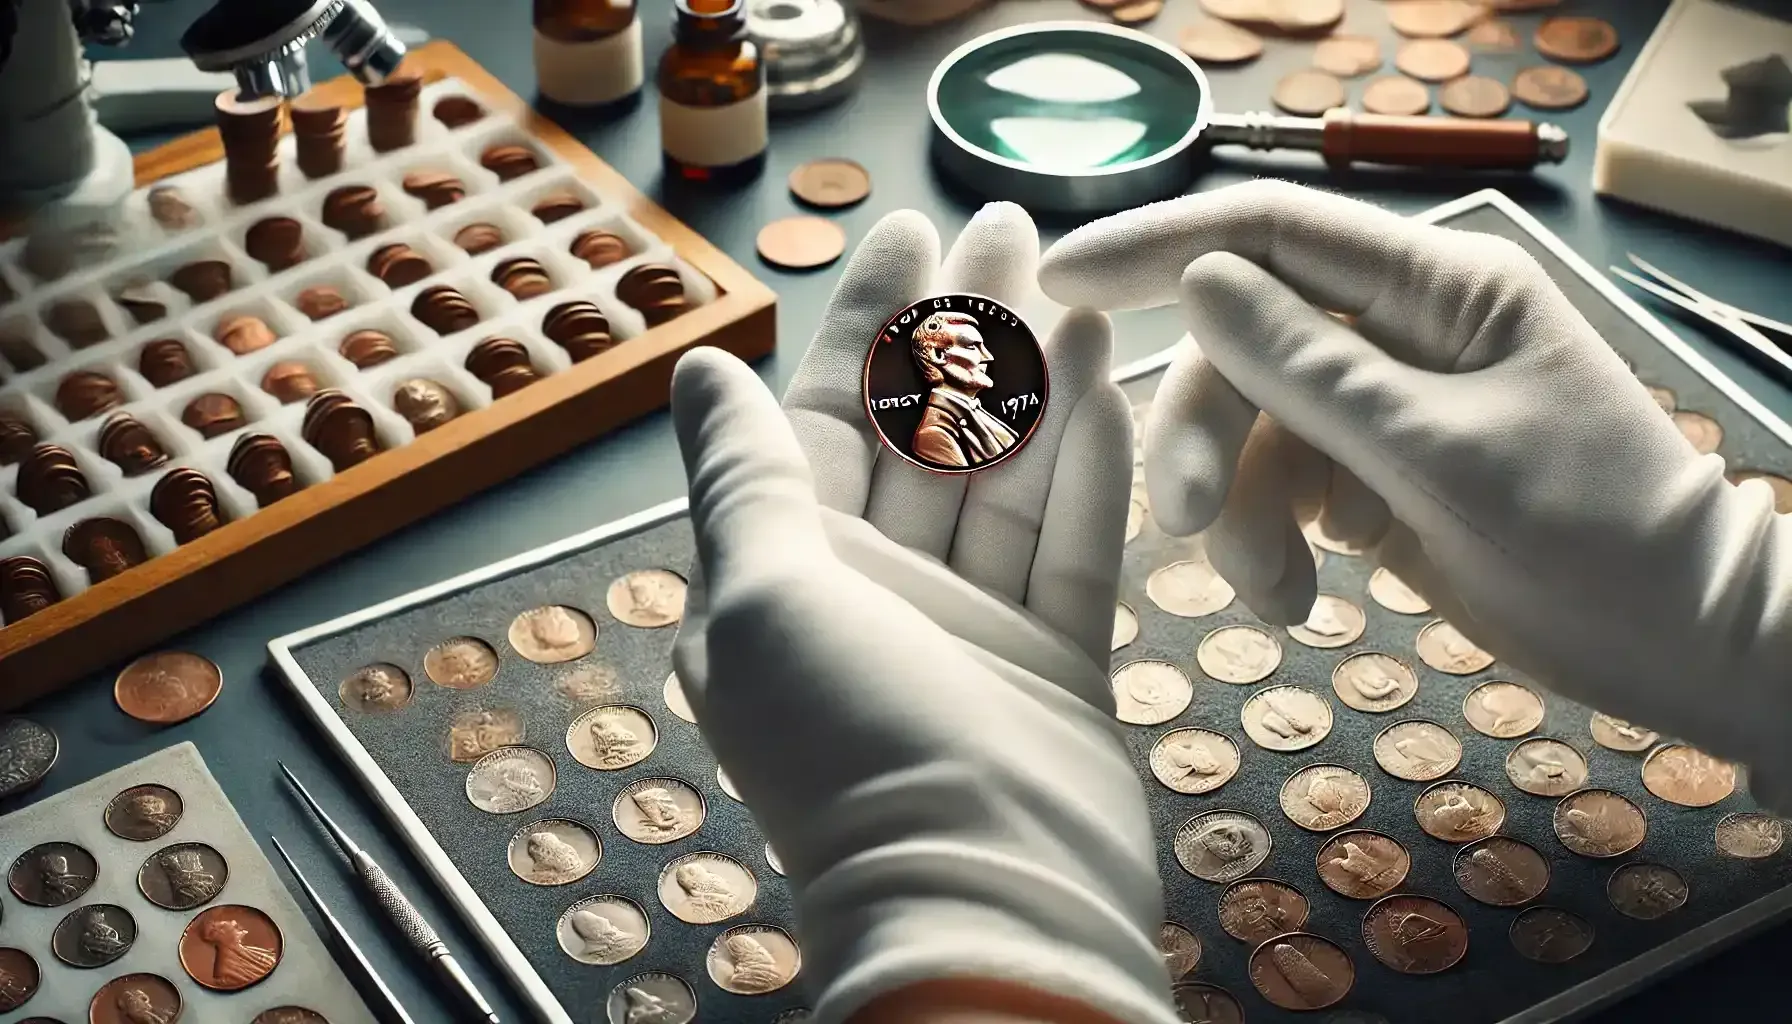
left=1610, top=253, right=1792, bottom=388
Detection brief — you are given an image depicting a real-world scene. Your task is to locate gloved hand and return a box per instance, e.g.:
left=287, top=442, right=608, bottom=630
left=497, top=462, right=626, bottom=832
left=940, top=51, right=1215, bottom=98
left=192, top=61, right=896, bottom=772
left=1038, top=180, right=1792, bottom=811
left=670, top=204, right=1178, bottom=1024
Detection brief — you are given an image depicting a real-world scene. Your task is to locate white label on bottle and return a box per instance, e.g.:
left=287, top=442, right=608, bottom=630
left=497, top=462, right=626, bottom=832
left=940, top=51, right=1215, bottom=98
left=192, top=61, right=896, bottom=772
left=659, top=91, right=769, bottom=170
left=534, top=20, right=644, bottom=106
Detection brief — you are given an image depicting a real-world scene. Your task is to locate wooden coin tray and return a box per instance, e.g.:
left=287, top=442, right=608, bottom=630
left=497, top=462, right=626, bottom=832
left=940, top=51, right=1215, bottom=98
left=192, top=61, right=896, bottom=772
left=0, top=42, right=776, bottom=707
left=267, top=190, right=1792, bottom=1024
left=0, top=742, right=378, bottom=1022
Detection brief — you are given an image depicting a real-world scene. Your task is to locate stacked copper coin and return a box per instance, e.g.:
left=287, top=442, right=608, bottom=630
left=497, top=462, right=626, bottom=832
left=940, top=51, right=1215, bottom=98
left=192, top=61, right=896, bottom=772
left=244, top=217, right=308, bottom=271
left=433, top=95, right=486, bottom=128
left=480, top=143, right=541, bottom=182
left=290, top=96, right=348, bottom=178
left=543, top=301, right=614, bottom=362
left=616, top=264, right=690, bottom=327
left=367, top=243, right=434, bottom=288
left=365, top=72, right=423, bottom=152
left=45, top=299, right=109, bottom=347
left=402, top=171, right=467, bottom=210
left=181, top=393, right=247, bottom=438
left=454, top=223, right=505, bottom=256
left=0, top=555, right=61, bottom=623
left=139, top=338, right=196, bottom=387
left=15, top=445, right=90, bottom=515
left=0, top=413, right=37, bottom=464
left=465, top=338, right=541, bottom=397
left=63, top=517, right=149, bottom=582
left=571, top=229, right=631, bottom=269
left=98, top=414, right=171, bottom=475
left=150, top=468, right=226, bottom=543
left=228, top=434, right=302, bottom=506
left=412, top=286, right=480, bottom=334
left=54, top=370, right=120, bottom=421
left=215, top=91, right=284, bottom=204
left=532, top=192, right=584, bottom=224
left=322, top=185, right=386, bottom=239
left=492, top=257, right=553, bottom=300
left=216, top=314, right=277, bottom=356
left=261, top=361, right=320, bottom=403
left=302, top=390, right=382, bottom=470
left=169, top=259, right=233, bottom=304
left=339, top=329, right=400, bottom=368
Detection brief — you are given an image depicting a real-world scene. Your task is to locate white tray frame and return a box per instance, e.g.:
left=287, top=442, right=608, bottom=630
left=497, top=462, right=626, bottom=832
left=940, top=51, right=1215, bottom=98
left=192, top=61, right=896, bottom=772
left=268, top=188, right=1792, bottom=1024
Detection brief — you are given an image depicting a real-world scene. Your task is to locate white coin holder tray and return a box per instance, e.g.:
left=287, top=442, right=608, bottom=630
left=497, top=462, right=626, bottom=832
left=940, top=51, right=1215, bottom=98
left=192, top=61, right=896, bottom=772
left=0, top=78, right=717, bottom=606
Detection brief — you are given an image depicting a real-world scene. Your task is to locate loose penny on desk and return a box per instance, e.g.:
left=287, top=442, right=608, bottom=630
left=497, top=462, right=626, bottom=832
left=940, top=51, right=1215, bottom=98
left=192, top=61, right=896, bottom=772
left=1395, top=38, right=1471, bottom=83
left=1716, top=812, right=1785, bottom=859
left=1554, top=788, right=1647, bottom=858
left=756, top=216, right=846, bottom=271
left=508, top=605, right=597, bottom=664
left=105, top=784, right=185, bottom=842
left=788, top=158, right=871, bottom=208
left=1159, top=922, right=1202, bottom=979
left=1373, top=720, right=1462, bottom=781
left=706, top=924, right=801, bottom=995
left=1218, top=877, right=1310, bottom=944
left=1362, top=894, right=1468, bottom=975
left=0, top=947, right=40, bottom=1011
left=1513, top=65, right=1589, bottom=110
left=9, top=841, right=97, bottom=906
left=1642, top=743, right=1738, bottom=807
left=1440, top=75, right=1512, bottom=119
left=52, top=903, right=136, bottom=968
left=1386, top=0, right=1483, bottom=38
left=1454, top=835, right=1550, bottom=907
left=1534, top=16, right=1620, bottom=64
left=1273, top=70, right=1347, bottom=116
left=1172, top=982, right=1244, bottom=1024
left=179, top=904, right=284, bottom=991
left=1606, top=862, right=1688, bottom=920
left=138, top=841, right=229, bottom=910
left=1362, top=75, right=1431, bottom=116
left=90, top=972, right=182, bottom=1023
left=1177, top=19, right=1263, bottom=65
left=1247, top=932, right=1354, bottom=1011
left=1510, top=906, right=1594, bottom=963
left=113, top=651, right=223, bottom=725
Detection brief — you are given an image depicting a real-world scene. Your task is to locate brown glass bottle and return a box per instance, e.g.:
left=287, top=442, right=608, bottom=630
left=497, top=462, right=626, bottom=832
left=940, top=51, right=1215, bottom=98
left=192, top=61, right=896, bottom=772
left=534, top=0, right=644, bottom=108
left=658, top=0, right=767, bottom=184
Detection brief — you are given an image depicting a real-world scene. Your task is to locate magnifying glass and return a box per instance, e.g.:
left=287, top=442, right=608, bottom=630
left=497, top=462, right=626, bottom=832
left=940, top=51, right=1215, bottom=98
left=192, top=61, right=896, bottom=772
left=928, top=21, right=1570, bottom=214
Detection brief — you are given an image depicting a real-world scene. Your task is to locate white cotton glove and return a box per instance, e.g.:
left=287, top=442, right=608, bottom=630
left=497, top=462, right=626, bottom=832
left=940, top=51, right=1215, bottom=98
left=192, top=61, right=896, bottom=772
left=670, top=204, right=1178, bottom=1024
left=1039, top=180, right=1792, bottom=812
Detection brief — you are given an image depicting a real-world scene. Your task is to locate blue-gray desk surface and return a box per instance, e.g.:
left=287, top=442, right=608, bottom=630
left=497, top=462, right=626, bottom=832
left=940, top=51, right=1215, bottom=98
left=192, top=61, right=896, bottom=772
left=11, top=1, right=1791, bottom=1021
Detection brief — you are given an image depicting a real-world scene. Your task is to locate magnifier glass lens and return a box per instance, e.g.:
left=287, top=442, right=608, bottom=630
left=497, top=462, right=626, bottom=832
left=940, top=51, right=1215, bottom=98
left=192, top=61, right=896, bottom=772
left=935, top=28, right=1206, bottom=173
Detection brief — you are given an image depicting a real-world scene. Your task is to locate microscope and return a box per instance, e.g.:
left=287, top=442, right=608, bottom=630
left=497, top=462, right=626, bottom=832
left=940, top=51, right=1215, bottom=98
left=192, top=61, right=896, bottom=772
left=0, top=0, right=407, bottom=264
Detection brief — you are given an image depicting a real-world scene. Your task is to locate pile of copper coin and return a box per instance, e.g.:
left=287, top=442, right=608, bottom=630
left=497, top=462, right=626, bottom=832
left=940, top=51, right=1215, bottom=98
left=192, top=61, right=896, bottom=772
left=290, top=95, right=348, bottom=178
left=302, top=391, right=382, bottom=471
left=615, top=264, right=690, bottom=327
left=365, top=71, right=423, bottom=152
left=215, top=91, right=283, bottom=204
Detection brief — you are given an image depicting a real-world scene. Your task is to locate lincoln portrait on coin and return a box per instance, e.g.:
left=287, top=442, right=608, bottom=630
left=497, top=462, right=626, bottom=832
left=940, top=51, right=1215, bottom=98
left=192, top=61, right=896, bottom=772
left=160, top=849, right=217, bottom=905
left=127, top=792, right=178, bottom=830
left=908, top=311, right=1020, bottom=469
left=39, top=852, right=85, bottom=902
left=198, top=916, right=280, bottom=987
left=117, top=987, right=173, bottom=1024
left=81, top=914, right=129, bottom=958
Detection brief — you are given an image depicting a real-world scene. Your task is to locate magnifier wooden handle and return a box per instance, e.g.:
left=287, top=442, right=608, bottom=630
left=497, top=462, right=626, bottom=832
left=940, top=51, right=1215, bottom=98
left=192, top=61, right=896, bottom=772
left=1205, top=111, right=1570, bottom=171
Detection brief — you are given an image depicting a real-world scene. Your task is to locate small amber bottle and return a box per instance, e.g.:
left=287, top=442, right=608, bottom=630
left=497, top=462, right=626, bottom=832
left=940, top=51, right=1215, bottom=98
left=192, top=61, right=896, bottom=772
left=658, top=0, right=768, bottom=184
left=534, top=0, right=644, bottom=108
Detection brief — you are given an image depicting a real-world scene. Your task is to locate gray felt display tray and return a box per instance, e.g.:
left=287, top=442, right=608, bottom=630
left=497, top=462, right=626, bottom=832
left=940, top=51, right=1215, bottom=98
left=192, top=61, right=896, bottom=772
left=0, top=742, right=377, bottom=1024
left=268, top=190, right=1792, bottom=1024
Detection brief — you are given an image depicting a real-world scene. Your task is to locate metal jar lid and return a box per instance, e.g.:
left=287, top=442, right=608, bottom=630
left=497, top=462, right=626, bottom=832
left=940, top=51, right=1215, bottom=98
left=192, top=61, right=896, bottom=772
left=747, top=0, right=865, bottom=112
left=928, top=21, right=1213, bottom=214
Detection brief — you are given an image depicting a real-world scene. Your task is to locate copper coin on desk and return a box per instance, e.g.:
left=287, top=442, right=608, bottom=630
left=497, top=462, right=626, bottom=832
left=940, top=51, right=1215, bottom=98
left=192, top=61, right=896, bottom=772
left=1273, top=70, right=1346, bottom=115
left=1395, top=39, right=1471, bottom=83
left=9, top=841, right=97, bottom=906
left=613, top=777, right=705, bottom=844
left=1715, top=812, right=1784, bottom=859
left=707, top=924, right=801, bottom=995
left=657, top=851, right=756, bottom=925
left=339, top=663, right=413, bottom=712
left=1369, top=567, right=1430, bottom=614
left=1332, top=652, right=1418, bottom=712
left=445, top=707, right=525, bottom=763
left=423, top=636, right=498, bottom=689
left=114, top=651, right=223, bottom=725
left=1387, top=0, right=1482, bottom=38
left=1111, top=661, right=1193, bottom=726
left=605, top=972, right=696, bottom=1024
left=1440, top=75, right=1512, bottom=118
left=1606, top=862, right=1688, bottom=920
left=757, top=216, right=845, bottom=271
left=89, top=971, right=182, bottom=1024
left=1287, top=595, right=1364, bottom=649
left=1159, top=922, right=1202, bottom=979
left=1589, top=711, right=1658, bottom=752
left=1313, top=34, right=1381, bottom=77
left=1513, top=65, right=1589, bottom=110
left=1417, top=619, right=1495, bottom=675
left=1414, top=780, right=1506, bottom=842
left=1109, top=0, right=1164, bottom=25
left=137, top=841, right=228, bottom=910
left=1217, top=877, right=1309, bottom=943
left=1178, top=19, right=1264, bottom=65
left=1466, top=18, right=1521, bottom=51
left=1362, top=894, right=1467, bottom=975
left=1554, top=788, right=1646, bottom=858
left=1362, top=75, right=1432, bottom=115
left=508, top=605, right=597, bottom=664
left=179, top=904, right=283, bottom=991
left=1247, top=932, right=1353, bottom=1011
left=1241, top=685, right=1333, bottom=751
left=1315, top=829, right=1409, bottom=899
left=567, top=704, right=659, bottom=771
left=606, top=569, right=687, bottom=628
left=52, top=903, right=136, bottom=968
left=1172, top=983, right=1244, bottom=1024
left=1174, top=810, right=1272, bottom=883
left=0, top=947, right=40, bottom=1011
left=1506, top=737, right=1589, bottom=797
left=1196, top=624, right=1281, bottom=683
left=507, top=818, right=603, bottom=886
left=253, top=1009, right=330, bottom=1024
left=105, top=784, right=185, bottom=841
left=1463, top=680, right=1543, bottom=738
left=1509, top=906, right=1593, bottom=963
left=1146, top=560, right=1235, bottom=618
left=1150, top=728, right=1240, bottom=795
left=1373, top=719, right=1461, bottom=781
left=1642, top=743, right=1738, bottom=807
left=663, top=672, right=697, bottom=723
left=1534, top=16, right=1619, bottom=64
left=466, top=746, right=557, bottom=815
left=0, top=717, right=59, bottom=798
left=1454, top=835, right=1549, bottom=906
left=788, top=158, right=871, bottom=208
left=559, top=894, right=652, bottom=966
left=1280, top=764, right=1371, bottom=831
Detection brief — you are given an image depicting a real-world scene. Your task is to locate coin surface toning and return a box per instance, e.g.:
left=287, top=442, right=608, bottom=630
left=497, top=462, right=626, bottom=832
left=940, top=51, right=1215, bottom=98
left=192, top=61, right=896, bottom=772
left=1146, top=560, right=1236, bottom=618
left=613, top=777, right=706, bottom=844
left=1218, top=878, right=1310, bottom=944
left=1606, top=862, right=1688, bottom=920
left=1175, top=810, right=1273, bottom=883
left=1510, top=906, right=1594, bottom=963
left=1414, top=781, right=1507, bottom=843
left=178, top=904, right=284, bottom=991
left=559, top=894, right=651, bottom=965
left=863, top=294, right=1047, bottom=475
left=1367, top=568, right=1429, bottom=614
left=567, top=704, right=659, bottom=771
left=1554, top=789, right=1647, bottom=858
left=1332, top=653, right=1419, bottom=713
left=606, top=569, right=688, bottom=628
left=1416, top=620, right=1495, bottom=675
left=9, top=841, right=97, bottom=907
left=1372, top=720, right=1462, bottom=781
left=658, top=851, right=757, bottom=924
left=423, top=637, right=499, bottom=689
left=707, top=924, right=801, bottom=995
left=1588, top=712, right=1658, bottom=752
left=1280, top=765, right=1371, bottom=831
left=1453, top=836, right=1550, bottom=907
left=444, top=707, right=525, bottom=763
left=89, top=971, right=182, bottom=1024
left=104, top=783, right=184, bottom=841
left=465, top=746, right=557, bottom=814
left=1315, top=830, right=1409, bottom=900
left=1149, top=728, right=1241, bottom=795
left=1463, top=681, right=1545, bottom=739
left=137, top=841, right=229, bottom=910
left=508, top=605, right=597, bottom=663
left=1505, top=738, right=1590, bottom=797
left=1247, top=932, right=1354, bottom=1010
left=606, top=972, right=696, bottom=1024
left=1241, top=685, right=1333, bottom=752
left=1110, top=661, right=1194, bottom=726
left=1642, top=744, right=1738, bottom=808
left=338, top=663, right=413, bottom=712
left=0, top=947, right=38, bottom=1012
left=1715, top=812, right=1784, bottom=859
left=1172, top=982, right=1245, bottom=1024
left=51, top=902, right=135, bottom=968
left=1159, top=922, right=1202, bottom=979
left=508, top=818, right=602, bottom=885
left=1196, top=625, right=1282, bottom=683
left=1286, top=595, right=1366, bottom=649
left=114, top=651, right=224, bottom=724
left=0, top=717, right=59, bottom=798
left=1363, top=894, right=1468, bottom=974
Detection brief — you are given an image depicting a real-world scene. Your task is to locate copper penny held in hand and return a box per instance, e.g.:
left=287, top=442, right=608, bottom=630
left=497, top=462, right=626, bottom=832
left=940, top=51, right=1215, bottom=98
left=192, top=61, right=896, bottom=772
left=115, top=651, right=224, bottom=725
left=1534, top=16, right=1619, bottom=64
left=179, top=904, right=283, bottom=991
left=756, top=216, right=846, bottom=271
left=863, top=294, right=1047, bottom=476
